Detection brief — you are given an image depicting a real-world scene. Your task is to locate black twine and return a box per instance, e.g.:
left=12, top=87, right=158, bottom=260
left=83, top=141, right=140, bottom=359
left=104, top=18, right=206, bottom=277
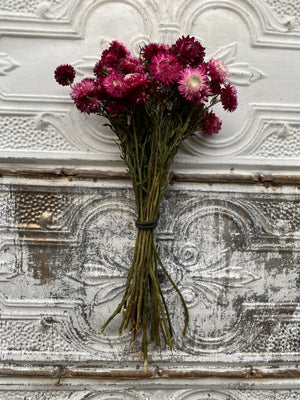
left=135, top=214, right=160, bottom=230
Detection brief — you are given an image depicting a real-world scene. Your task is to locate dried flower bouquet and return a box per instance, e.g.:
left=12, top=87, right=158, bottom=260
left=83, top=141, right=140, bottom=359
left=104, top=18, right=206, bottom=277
left=55, top=35, right=237, bottom=369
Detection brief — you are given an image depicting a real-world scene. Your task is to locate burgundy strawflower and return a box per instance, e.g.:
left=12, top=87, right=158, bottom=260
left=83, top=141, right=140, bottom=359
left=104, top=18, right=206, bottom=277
left=171, top=35, right=205, bottom=66
left=124, top=73, right=150, bottom=103
left=101, top=40, right=130, bottom=67
left=150, top=53, right=181, bottom=84
left=103, top=71, right=127, bottom=98
left=178, top=67, right=211, bottom=104
left=70, top=78, right=101, bottom=114
left=221, top=83, right=238, bottom=112
left=141, top=43, right=169, bottom=62
left=202, top=111, right=222, bottom=135
left=93, top=60, right=109, bottom=77
left=119, top=56, right=145, bottom=74
left=208, top=59, right=228, bottom=84
left=210, top=81, right=222, bottom=95
left=105, top=99, right=127, bottom=115
left=54, top=64, right=76, bottom=86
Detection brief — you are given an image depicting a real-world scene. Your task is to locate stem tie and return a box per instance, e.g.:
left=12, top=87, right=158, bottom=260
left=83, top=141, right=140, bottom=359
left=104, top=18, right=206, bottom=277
left=135, top=215, right=159, bottom=230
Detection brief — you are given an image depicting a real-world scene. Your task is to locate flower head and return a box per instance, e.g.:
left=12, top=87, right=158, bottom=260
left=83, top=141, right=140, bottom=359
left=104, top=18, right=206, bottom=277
left=124, top=72, right=150, bottom=103
left=119, top=56, right=145, bottom=74
left=221, top=83, right=238, bottom=112
left=70, top=78, right=101, bottom=114
left=101, top=40, right=130, bottom=67
left=150, top=53, right=181, bottom=84
left=54, top=64, right=76, bottom=86
left=105, top=99, right=127, bottom=115
left=103, top=71, right=127, bottom=98
left=208, top=59, right=229, bottom=84
left=171, top=35, right=205, bottom=66
left=141, top=42, right=169, bottom=62
left=93, top=60, right=109, bottom=77
left=178, top=67, right=211, bottom=103
left=202, top=111, right=222, bottom=135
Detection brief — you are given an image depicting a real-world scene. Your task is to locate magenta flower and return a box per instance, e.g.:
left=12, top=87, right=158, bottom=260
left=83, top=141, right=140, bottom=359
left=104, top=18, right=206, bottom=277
left=120, top=56, right=145, bottom=74
left=124, top=73, right=150, bottom=104
left=54, top=64, right=76, bottom=86
left=93, top=60, right=109, bottom=77
left=221, top=83, right=238, bottom=112
left=171, top=35, right=205, bottom=65
left=141, top=43, right=169, bottom=62
left=70, top=78, right=101, bottom=114
left=208, top=59, right=229, bottom=84
left=210, top=81, right=222, bottom=95
left=178, top=67, right=211, bottom=104
left=150, top=53, right=181, bottom=84
left=106, top=99, right=127, bottom=115
left=101, top=40, right=130, bottom=67
left=202, top=111, right=222, bottom=135
left=103, top=71, right=127, bottom=98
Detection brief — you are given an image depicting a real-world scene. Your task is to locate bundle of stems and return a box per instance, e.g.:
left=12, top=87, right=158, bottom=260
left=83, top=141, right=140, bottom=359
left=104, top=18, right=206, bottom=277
left=101, top=98, right=207, bottom=369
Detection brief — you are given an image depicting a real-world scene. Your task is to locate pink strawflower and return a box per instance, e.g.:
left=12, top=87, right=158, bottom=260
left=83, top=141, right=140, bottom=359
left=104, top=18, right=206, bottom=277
left=208, top=59, right=228, bottom=84
left=101, top=40, right=130, bottom=67
left=124, top=72, right=149, bottom=90
left=178, top=67, right=211, bottom=104
left=171, top=35, right=205, bottom=66
left=141, top=43, right=169, bottom=62
left=103, top=71, right=127, bottom=98
left=221, top=83, right=238, bottom=112
left=54, top=64, right=75, bottom=86
left=120, top=56, right=145, bottom=74
left=70, top=78, right=101, bottom=114
left=202, top=111, right=222, bottom=135
left=150, top=53, right=181, bottom=84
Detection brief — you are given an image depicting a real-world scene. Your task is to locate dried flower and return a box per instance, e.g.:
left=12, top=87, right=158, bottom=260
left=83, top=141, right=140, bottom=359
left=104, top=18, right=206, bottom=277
left=124, top=72, right=150, bottom=103
left=101, top=40, right=130, bottom=67
left=141, top=42, right=169, bottom=62
left=54, top=64, right=75, bottom=86
left=221, top=83, right=238, bottom=112
left=150, top=52, right=181, bottom=84
left=208, top=59, right=229, bottom=84
left=103, top=71, right=127, bottom=98
left=120, top=56, right=145, bottom=74
left=70, top=78, right=101, bottom=114
left=203, top=111, right=222, bottom=135
left=178, top=67, right=211, bottom=103
left=171, top=35, right=205, bottom=65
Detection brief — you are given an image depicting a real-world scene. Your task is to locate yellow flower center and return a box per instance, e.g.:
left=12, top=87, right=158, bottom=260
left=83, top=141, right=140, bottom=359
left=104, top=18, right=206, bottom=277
left=190, top=75, right=201, bottom=88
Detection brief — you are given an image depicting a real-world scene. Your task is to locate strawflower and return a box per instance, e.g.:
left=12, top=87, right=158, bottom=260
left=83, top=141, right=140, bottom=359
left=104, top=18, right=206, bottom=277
left=203, top=111, right=222, bottom=135
left=171, top=35, right=205, bottom=65
left=208, top=59, right=229, bottom=84
left=54, top=64, right=76, bottom=86
left=221, top=83, right=238, bottom=112
left=150, top=52, right=181, bottom=84
left=178, top=67, right=211, bottom=103
left=120, top=56, right=145, bottom=74
left=141, top=42, right=169, bottom=62
left=70, top=78, right=101, bottom=114
left=103, top=71, right=127, bottom=98
left=101, top=40, right=130, bottom=67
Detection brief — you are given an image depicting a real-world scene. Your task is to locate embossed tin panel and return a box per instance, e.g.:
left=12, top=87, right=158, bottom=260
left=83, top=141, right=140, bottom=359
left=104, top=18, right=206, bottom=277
left=0, top=0, right=299, bottom=398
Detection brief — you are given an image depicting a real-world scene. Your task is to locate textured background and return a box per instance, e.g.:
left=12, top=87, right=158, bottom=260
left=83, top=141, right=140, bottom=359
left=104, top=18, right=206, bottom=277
left=0, top=0, right=299, bottom=397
